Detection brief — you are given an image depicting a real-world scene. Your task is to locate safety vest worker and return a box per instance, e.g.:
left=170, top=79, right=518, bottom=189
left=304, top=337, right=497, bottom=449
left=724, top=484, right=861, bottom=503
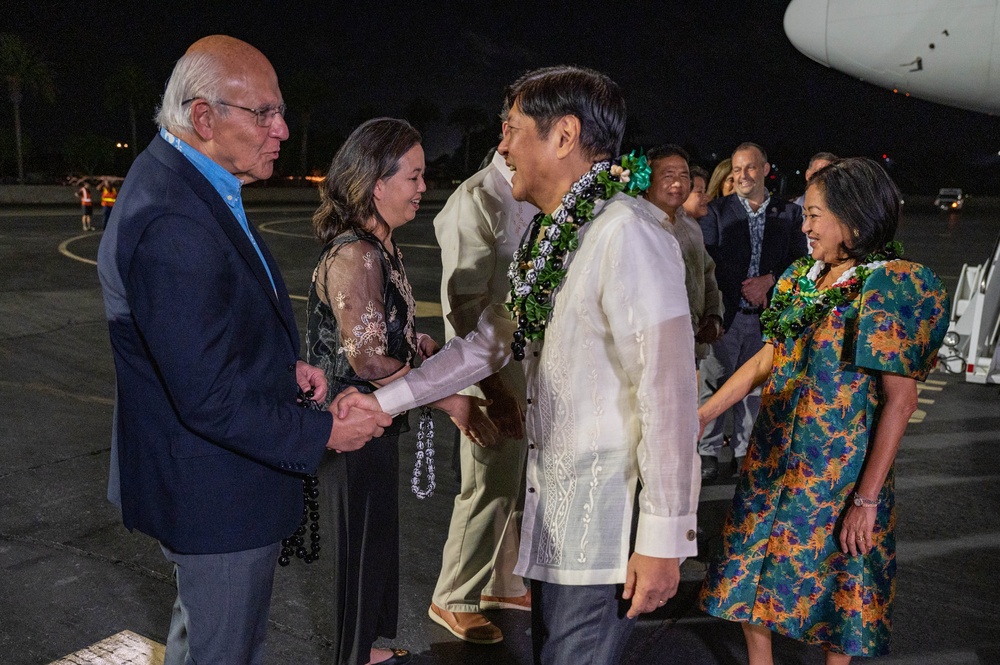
left=101, top=186, right=117, bottom=206
left=79, top=186, right=92, bottom=205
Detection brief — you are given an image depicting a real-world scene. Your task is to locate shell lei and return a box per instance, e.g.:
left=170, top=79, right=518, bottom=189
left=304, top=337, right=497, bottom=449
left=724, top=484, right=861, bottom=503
left=411, top=407, right=436, bottom=499
left=506, top=151, right=651, bottom=361
left=760, top=241, right=903, bottom=339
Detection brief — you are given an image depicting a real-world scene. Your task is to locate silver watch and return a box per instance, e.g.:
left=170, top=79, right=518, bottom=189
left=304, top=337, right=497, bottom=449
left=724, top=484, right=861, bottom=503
left=853, top=493, right=878, bottom=508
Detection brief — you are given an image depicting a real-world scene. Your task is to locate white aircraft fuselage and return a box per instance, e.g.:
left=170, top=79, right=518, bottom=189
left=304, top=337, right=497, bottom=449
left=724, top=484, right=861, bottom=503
left=784, top=0, right=1000, bottom=115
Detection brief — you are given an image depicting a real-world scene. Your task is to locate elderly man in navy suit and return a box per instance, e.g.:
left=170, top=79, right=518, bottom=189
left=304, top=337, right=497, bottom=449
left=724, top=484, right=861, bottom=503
left=697, top=142, right=806, bottom=483
left=97, top=35, right=391, bottom=665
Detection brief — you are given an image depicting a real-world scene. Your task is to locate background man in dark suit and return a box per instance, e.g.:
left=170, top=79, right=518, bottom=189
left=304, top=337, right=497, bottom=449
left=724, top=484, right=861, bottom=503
left=97, top=35, right=390, bottom=665
left=697, top=142, right=807, bottom=482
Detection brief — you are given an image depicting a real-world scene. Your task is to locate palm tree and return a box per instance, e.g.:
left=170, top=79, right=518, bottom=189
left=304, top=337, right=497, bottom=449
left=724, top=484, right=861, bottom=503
left=0, top=34, right=55, bottom=183
left=448, top=105, right=490, bottom=175
left=105, top=62, right=158, bottom=160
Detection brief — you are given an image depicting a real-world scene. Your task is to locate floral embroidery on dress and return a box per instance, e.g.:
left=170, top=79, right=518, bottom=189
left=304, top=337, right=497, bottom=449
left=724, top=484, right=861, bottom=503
left=305, top=230, right=417, bottom=398
left=341, top=336, right=359, bottom=358
left=353, top=301, right=388, bottom=355
left=387, top=262, right=417, bottom=350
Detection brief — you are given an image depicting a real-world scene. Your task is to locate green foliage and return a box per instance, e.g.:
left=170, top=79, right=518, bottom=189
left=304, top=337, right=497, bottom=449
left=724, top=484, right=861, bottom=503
left=761, top=242, right=906, bottom=340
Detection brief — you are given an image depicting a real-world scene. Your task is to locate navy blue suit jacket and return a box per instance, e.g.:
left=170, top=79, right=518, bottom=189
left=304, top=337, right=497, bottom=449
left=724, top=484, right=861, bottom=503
left=98, top=135, right=332, bottom=554
left=699, top=193, right=807, bottom=329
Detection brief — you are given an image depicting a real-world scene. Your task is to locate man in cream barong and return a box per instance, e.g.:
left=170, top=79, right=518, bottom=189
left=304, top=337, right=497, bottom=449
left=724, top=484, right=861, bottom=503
left=336, top=65, right=700, bottom=665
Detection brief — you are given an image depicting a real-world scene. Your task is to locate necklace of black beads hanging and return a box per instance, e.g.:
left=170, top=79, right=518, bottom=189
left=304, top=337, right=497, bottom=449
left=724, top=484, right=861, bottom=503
left=279, top=387, right=323, bottom=566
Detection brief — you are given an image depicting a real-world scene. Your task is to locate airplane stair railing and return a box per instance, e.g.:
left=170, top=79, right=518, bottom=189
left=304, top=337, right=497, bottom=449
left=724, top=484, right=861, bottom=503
left=941, top=229, right=1000, bottom=384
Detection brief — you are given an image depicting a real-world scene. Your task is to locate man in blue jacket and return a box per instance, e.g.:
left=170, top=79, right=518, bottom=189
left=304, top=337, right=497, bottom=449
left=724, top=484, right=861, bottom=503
left=697, top=143, right=807, bottom=482
left=97, top=35, right=390, bottom=665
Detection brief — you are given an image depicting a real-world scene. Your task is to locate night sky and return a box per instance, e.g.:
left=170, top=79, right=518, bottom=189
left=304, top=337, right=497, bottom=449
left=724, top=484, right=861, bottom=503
left=4, top=0, right=999, bottom=192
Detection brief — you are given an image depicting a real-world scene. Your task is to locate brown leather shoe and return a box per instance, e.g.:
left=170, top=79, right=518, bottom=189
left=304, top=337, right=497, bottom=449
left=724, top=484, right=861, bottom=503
left=428, top=603, right=503, bottom=644
left=480, top=589, right=531, bottom=611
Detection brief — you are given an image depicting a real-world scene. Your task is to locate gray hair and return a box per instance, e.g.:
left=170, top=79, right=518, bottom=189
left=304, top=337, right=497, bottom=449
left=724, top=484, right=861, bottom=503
left=155, top=51, right=229, bottom=134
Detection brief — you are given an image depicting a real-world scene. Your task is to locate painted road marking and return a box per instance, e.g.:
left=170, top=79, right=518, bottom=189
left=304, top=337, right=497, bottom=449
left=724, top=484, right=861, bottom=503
left=59, top=233, right=100, bottom=266
left=0, top=380, right=113, bottom=406
left=910, top=377, right=949, bottom=424
left=58, top=231, right=445, bottom=318
left=49, top=630, right=164, bottom=665
left=288, top=294, right=442, bottom=318
left=257, top=218, right=439, bottom=248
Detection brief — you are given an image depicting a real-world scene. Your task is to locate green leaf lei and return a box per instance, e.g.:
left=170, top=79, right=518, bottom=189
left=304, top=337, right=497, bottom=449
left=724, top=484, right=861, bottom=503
left=760, top=240, right=904, bottom=340
left=506, top=151, right=651, bottom=360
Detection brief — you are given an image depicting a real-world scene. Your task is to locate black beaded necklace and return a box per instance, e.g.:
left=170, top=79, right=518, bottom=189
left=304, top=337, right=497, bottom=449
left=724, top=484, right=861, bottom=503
left=279, top=388, right=322, bottom=566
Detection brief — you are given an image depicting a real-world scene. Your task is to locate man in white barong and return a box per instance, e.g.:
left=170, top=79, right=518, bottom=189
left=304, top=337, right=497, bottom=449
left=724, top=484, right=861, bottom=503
left=336, top=65, right=700, bottom=665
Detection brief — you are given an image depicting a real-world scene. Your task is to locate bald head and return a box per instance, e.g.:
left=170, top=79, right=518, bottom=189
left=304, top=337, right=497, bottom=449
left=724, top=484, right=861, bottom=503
left=156, top=35, right=278, bottom=136
left=184, top=35, right=270, bottom=75
left=154, top=35, right=288, bottom=183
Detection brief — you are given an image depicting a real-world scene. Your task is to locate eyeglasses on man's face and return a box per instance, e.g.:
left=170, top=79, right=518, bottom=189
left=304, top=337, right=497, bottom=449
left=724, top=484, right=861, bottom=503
left=182, top=98, right=288, bottom=127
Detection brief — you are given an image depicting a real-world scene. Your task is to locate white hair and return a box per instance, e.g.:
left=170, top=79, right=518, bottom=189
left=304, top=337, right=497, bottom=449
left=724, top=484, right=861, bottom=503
left=155, top=51, right=229, bottom=134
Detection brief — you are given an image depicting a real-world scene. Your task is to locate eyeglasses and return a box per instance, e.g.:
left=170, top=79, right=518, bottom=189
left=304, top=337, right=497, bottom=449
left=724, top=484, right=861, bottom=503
left=182, top=98, right=287, bottom=127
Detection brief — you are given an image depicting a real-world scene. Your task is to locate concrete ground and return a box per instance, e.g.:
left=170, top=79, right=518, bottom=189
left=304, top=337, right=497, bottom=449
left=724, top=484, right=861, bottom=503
left=0, top=199, right=997, bottom=664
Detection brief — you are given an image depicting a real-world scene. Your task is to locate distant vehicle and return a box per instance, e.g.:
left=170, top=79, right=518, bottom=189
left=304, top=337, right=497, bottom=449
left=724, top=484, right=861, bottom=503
left=934, top=188, right=965, bottom=210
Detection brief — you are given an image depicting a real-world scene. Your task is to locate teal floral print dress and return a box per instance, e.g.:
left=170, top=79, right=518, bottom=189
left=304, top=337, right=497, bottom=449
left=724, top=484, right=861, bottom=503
left=700, top=258, right=950, bottom=657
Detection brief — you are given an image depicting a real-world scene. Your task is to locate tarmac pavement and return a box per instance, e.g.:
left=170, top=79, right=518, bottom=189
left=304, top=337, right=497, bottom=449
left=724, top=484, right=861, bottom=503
left=0, top=200, right=997, bottom=664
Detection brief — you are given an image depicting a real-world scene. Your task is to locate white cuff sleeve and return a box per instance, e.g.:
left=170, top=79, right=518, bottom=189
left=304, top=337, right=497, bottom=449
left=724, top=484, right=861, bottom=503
left=633, top=512, right=698, bottom=559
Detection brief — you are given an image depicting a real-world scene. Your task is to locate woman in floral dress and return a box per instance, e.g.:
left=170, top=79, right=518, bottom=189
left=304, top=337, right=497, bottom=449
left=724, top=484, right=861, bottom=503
left=306, top=118, right=495, bottom=665
left=699, top=158, right=949, bottom=663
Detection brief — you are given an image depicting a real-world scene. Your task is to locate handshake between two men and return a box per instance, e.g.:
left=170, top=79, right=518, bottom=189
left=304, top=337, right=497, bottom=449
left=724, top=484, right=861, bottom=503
left=296, top=360, right=523, bottom=453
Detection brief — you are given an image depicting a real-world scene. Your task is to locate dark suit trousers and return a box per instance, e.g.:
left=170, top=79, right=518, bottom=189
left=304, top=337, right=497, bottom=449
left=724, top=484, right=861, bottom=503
left=160, top=541, right=280, bottom=665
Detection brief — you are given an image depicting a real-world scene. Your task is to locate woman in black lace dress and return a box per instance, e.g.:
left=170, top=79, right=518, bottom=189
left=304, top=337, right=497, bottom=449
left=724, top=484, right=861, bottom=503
left=306, top=118, right=494, bottom=665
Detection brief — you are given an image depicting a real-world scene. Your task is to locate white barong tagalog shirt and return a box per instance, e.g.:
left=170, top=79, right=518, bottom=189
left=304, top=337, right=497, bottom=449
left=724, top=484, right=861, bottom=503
left=375, top=193, right=701, bottom=585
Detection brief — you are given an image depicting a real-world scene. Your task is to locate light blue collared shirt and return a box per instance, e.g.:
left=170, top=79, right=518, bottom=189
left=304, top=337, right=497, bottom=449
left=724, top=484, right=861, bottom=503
left=737, top=193, right=770, bottom=310
left=160, top=128, right=276, bottom=292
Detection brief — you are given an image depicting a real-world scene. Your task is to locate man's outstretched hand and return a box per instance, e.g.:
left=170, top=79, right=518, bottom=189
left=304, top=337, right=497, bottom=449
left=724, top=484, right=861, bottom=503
left=326, top=387, right=392, bottom=452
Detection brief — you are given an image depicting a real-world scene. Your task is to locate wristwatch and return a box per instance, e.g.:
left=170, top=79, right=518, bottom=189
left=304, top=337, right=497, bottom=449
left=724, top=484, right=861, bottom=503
left=853, top=492, right=878, bottom=508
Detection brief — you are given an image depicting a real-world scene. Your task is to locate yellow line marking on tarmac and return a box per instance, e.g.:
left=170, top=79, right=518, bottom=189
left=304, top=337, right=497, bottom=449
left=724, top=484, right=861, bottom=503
left=910, top=378, right=949, bottom=423
left=257, top=217, right=312, bottom=238
left=414, top=301, right=443, bottom=317
left=0, top=380, right=114, bottom=406
left=49, top=630, right=164, bottom=665
left=256, top=219, right=439, bottom=248
left=59, top=233, right=100, bottom=266
left=288, top=295, right=442, bottom=318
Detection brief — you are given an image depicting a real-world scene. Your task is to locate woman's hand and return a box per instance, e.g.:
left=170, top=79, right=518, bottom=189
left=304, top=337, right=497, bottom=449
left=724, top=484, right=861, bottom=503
left=416, top=333, right=440, bottom=360
left=839, top=503, right=877, bottom=556
left=696, top=410, right=710, bottom=441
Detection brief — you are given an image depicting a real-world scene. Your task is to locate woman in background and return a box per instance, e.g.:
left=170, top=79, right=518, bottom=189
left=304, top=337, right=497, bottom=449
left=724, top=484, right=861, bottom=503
left=307, top=117, right=495, bottom=665
left=699, top=158, right=949, bottom=663
left=706, top=157, right=735, bottom=200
